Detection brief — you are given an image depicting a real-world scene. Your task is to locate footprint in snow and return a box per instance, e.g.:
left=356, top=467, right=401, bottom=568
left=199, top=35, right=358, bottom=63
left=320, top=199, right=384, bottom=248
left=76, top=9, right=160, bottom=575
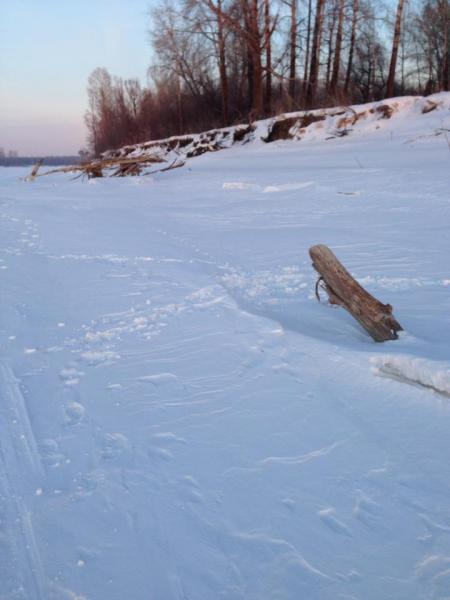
left=352, top=490, right=382, bottom=526
left=318, top=508, right=352, bottom=537
left=179, top=475, right=203, bottom=505
left=59, top=366, right=84, bottom=387
left=80, top=349, right=120, bottom=365
left=64, top=402, right=85, bottom=425
left=99, top=432, right=130, bottom=460
left=147, top=446, right=173, bottom=461
left=39, top=439, right=65, bottom=467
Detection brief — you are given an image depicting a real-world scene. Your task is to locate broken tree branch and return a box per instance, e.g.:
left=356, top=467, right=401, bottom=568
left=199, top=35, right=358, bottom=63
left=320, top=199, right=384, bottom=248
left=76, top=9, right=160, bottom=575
left=309, top=244, right=403, bottom=342
left=24, top=159, right=44, bottom=181
left=26, top=153, right=175, bottom=181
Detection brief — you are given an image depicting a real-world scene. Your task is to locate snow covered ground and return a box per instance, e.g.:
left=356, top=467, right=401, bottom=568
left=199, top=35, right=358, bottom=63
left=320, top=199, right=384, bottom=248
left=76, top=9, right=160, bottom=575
left=1, top=95, right=450, bottom=599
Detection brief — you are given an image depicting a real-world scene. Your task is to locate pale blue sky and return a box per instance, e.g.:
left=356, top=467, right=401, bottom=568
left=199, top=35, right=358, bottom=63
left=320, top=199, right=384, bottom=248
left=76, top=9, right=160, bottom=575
left=0, top=0, right=154, bottom=155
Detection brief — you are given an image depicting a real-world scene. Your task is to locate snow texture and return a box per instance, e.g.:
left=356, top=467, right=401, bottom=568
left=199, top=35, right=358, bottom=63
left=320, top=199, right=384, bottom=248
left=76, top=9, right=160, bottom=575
left=1, top=93, right=450, bottom=599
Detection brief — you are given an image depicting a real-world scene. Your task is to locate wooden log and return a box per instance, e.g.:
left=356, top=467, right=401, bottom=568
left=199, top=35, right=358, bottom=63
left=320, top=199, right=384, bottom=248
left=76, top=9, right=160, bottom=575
left=309, top=244, right=403, bottom=342
left=25, top=159, right=44, bottom=181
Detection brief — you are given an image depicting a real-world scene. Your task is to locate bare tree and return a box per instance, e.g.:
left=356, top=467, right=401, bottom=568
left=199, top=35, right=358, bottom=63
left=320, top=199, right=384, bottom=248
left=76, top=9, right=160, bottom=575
left=344, top=0, right=359, bottom=94
left=329, top=0, right=345, bottom=97
left=83, top=0, right=450, bottom=155
left=302, top=0, right=313, bottom=99
left=264, top=0, right=273, bottom=112
left=286, top=0, right=298, bottom=105
left=386, top=0, right=406, bottom=97
left=306, top=0, right=326, bottom=107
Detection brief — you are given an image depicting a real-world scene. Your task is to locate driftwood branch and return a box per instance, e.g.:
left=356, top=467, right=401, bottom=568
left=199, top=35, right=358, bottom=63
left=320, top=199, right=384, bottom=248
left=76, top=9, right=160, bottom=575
left=310, top=244, right=403, bottom=342
left=24, top=159, right=44, bottom=181
left=27, top=154, right=178, bottom=181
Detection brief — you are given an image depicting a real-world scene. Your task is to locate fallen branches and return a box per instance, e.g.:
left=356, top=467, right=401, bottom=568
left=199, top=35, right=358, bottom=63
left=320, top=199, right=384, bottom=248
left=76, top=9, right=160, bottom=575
left=27, top=153, right=182, bottom=181
left=310, top=244, right=403, bottom=342
left=24, top=159, right=44, bottom=181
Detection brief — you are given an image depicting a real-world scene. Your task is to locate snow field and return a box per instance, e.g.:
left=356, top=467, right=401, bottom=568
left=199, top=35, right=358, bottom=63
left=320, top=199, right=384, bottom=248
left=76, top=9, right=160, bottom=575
left=0, top=94, right=450, bottom=599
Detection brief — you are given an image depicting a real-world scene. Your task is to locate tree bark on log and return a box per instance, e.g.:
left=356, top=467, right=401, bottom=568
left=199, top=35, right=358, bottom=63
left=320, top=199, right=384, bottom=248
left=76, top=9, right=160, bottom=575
left=309, top=244, right=403, bottom=342
left=25, top=159, right=44, bottom=181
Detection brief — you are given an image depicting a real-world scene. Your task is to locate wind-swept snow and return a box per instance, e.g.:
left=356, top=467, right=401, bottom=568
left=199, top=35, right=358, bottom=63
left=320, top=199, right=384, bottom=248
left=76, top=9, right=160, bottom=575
left=1, top=94, right=450, bottom=599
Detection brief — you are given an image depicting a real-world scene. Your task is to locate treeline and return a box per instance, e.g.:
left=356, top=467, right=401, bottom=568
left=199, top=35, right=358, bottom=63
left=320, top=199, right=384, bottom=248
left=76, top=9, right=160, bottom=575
left=0, top=156, right=81, bottom=167
left=85, top=0, right=450, bottom=155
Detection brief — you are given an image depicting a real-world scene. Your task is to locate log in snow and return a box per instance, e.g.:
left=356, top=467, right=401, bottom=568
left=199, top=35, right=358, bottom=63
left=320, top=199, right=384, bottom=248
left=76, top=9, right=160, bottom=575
left=310, top=244, right=403, bottom=342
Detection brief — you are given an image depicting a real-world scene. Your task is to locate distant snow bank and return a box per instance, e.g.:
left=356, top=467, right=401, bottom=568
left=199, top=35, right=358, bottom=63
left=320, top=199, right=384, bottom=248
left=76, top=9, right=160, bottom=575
left=371, top=355, right=450, bottom=396
left=103, top=93, right=450, bottom=166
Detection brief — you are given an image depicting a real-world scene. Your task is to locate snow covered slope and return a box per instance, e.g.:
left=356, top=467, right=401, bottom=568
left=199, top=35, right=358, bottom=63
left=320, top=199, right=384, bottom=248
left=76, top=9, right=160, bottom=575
left=1, top=94, right=450, bottom=600
left=104, top=93, right=450, bottom=169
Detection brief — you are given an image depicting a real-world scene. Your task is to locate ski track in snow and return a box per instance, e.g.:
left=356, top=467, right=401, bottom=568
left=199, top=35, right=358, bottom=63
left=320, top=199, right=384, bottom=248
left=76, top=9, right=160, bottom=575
left=1, top=95, right=450, bottom=599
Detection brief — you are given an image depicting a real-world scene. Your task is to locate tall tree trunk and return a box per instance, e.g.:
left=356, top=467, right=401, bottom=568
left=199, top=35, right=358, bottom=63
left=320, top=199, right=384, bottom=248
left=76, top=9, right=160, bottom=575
left=400, top=33, right=405, bottom=94
left=241, top=0, right=254, bottom=112
left=302, top=0, right=313, bottom=99
left=329, top=0, right=345, bottom=96
left=217, top=0, right=230, bottom=125
left=176, top=73, right=183, bottom=134
left=247, top=42, right=254, bottom=112
left=306, top=0, right=325, bottom=108
left=250, top=0, right=264, bottom=117
left=264, top=0, right=272, bottom=114
left=442, top=0, right=449, bottom=91
left=242, top=0, right=263, bottom=117
left=325, top=13, right=337, bottom=92
left=288, top=0, right=298, bottom=106
left=386, top=0, right=405, bottom=98
left=344, top=0, right=358, bottom=94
